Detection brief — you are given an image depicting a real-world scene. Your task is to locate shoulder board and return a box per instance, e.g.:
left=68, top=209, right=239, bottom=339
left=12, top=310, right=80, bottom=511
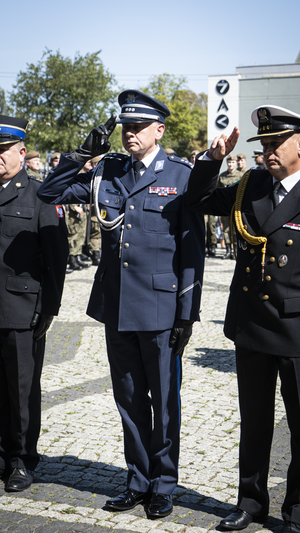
left=167, top=155, right=193, bottom=168
left=103, top=152, right=129, bottom=162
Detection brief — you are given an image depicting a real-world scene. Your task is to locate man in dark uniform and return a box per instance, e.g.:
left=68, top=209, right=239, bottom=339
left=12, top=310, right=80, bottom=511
left=186, top=105, right=300, bottom=533
left=37, top=90, right=205, bottom=519
left=0, top=115, right=68, bottom=492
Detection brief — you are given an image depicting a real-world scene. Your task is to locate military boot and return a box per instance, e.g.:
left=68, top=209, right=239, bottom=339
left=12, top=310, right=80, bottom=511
left=76, top=255, right=91, bottom=268
left=69, top=255, right=82, bottom=270
left=223, top=244, right=232, bottom=260
left=92, top=250, right=101, bottom=266
left=208, top=244, right=216, bottom=257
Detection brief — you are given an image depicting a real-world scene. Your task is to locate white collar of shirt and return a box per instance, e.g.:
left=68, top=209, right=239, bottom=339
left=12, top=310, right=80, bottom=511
left=273, top=169, right=300, bottom=202
left=2, top=180, right=11, bottom=188
left=131, top=145, right=160, bottom=173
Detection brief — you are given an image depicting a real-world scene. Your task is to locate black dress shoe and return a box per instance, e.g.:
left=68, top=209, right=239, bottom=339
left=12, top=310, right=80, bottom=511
left=6, top=468, right=33, bottom=492
left=282, top=522, right=300, bottom=533
left=147, top=493, right=173, bottom=518
left=220, top=509, right=266, bottom=530
left=106, top=488, right=147, bottom=510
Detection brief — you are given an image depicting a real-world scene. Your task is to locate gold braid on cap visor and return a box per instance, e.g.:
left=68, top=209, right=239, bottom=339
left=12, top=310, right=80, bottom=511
left=231, top=169, right=267, bottom=281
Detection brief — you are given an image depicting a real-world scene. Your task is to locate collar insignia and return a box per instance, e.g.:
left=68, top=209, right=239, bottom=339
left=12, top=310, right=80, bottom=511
left=155, top=160, right=164, bottom=171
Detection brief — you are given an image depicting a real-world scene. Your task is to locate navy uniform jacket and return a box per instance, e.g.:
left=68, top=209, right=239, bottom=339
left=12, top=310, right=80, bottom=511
left=0, top=168, right=68, bottom=329
left=38, top=148, right=205, bottom=331
left=187, top=158, right=300, bottom=357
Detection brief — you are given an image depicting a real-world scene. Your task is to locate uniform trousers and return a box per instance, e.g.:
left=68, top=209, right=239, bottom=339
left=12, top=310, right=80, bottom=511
left=105, top=326, right=182, bottom=495
left=236, top=346, right=300, bottom=523
left=0, top=329, right=45, bottom=471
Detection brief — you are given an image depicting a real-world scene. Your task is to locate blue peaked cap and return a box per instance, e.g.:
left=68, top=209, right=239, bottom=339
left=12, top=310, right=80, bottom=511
left=0, top=115, right=28, bottom=145
left=118, top=90, right=170, bottom=124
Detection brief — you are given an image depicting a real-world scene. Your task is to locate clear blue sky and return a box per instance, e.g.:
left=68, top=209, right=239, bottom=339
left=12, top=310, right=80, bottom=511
left=1, top=0, right=299, bottom=98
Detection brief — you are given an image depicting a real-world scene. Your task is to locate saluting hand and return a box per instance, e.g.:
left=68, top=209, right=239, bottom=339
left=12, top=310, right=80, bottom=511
left=208, top=126, right=240, bottom=161
left=70, top=114, right=118, bottom=163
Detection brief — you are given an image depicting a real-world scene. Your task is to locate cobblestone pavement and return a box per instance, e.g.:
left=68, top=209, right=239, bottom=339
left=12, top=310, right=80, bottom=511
left=0, top=247, right=290, bottom=532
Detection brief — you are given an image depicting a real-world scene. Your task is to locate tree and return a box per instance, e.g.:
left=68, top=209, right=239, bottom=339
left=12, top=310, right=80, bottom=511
left=0, top=87, right=12, bottom=115
left=9, top=50, right=122, bottom=153
left=140, top=74, right=207, bottom=158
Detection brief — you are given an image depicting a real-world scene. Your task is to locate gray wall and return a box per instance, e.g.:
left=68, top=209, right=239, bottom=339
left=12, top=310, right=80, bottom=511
left=237, top=75, right=300, bottom=168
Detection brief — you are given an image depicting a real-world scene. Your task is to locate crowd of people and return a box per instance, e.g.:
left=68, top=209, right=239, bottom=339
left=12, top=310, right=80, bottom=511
left=1, top=92, right=300, bottom=533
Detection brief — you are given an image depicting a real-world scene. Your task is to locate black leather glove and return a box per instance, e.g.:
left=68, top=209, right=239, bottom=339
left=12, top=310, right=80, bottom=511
left=31, top=313, right=54, bottom=341
left=170, top=320, right=193, bottom=356
left=70, top=114, right=117, bottom=162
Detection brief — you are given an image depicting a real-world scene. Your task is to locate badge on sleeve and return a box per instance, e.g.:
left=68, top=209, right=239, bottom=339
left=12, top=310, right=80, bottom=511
left=56, top=206, right=65, bottom=218
left=101, top=209, right=107, bottom=219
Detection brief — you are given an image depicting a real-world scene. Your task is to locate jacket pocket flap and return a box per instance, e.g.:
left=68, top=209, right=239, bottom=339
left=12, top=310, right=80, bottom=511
left=283, top=298, right=300, bottom=314
left=3, top=206, right=34, bottom=219
left=153, top=272, right=177, bottom=292
left=6, top=276, right=40, bottom=293
left=144, top=197, right=176, bottom=213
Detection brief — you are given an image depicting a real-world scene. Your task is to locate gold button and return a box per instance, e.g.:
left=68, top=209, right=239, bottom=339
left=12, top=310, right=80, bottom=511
left=172, top=284, right=176, bottom=289
left=123, top=262, right=128, bottom=268
left=129, top=205, right=135, bottom=210
left=246, top=267, right=250, bottom=273
left=105, top=199, right=109, bottom=204
left=243, top=286, right=248, bottom=292
left=124, top=243, right=129, bottom=249
left=266, top=276, right=271, bottom=281
left=270, top=257, right=275, bottom=262
left=287, top=240, right=293, bottom=246
left=250, top=248, right=255, bottom=254
left=263, top=295, right=269, bottom=300
left=126, top=224, right=132, bottom=229
left=244, top=225, right=248, bottom=230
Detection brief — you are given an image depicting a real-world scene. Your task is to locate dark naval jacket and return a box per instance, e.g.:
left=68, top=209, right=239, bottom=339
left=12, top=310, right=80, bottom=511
left=0, top=168, right=68, bottom=329
left=186, top=157, right=300, bottom=357
left=37, top=147, right=205, bottom=331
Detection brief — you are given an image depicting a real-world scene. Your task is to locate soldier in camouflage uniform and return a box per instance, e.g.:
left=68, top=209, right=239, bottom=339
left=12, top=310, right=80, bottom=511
left=25, top=151, right=43, bottom=181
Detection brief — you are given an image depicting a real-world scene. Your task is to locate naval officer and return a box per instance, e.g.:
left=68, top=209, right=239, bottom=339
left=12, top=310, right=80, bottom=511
left=37, top=90, right=205, bottom=519
left=186, top=105, right=300, bottom=533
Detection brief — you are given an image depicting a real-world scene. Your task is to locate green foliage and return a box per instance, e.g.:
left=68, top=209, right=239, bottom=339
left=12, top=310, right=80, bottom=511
left=9, top=50, right=119, bottom=153
left=140, top=74, right=207, bottom=158
left=0, top=87, right=12, bottom=115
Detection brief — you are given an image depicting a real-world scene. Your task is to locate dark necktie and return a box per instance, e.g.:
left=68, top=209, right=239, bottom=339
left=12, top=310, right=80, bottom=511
left=133, top=160, right=144, bottom=182
left=273, top=180, right=281, bottom=208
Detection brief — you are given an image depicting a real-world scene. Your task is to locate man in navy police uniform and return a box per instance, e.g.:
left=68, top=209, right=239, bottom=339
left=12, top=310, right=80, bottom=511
left=0, top=115, right=68, bottom=492
left=186, top=105, right=300, bottom=533
left=38, top=90, right=205, bottom=518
